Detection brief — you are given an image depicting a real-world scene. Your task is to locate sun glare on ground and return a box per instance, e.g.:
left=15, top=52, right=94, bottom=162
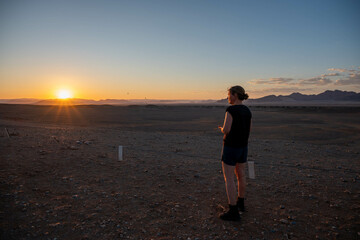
left=56, top=89, right=73, bottom=99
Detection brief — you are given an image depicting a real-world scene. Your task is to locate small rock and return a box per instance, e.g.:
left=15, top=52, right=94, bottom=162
left=49, top=222, right=61, bottom=227
left=39, top=150, right=47, bottom=155
left=308, top=195, right=317, bottom=200
left=280, top=219, right=289, bottom=224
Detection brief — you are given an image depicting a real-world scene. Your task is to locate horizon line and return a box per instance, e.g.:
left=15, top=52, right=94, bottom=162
left=1, top=89, right=359, bottom=101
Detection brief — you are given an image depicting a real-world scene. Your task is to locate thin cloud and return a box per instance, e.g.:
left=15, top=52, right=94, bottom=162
left=335, top=73, right=360, bottom=85
left=328, top=68, right=358, bottom=73
left=321, top=73, right=340, bottom=77
left=298, top=77, right=332, bottom=86
left=248, top=87, right=311, bottom=95
left=269, top=78, right=294, bottom=84
left=327, top=67, right=360, bottom=85
left=249, top=77, right=331, bottom=86
left=248, top=66, right=360, bottom=88
left=328, top=68, right=349, bottom=72
left=263, top=87, right=311, bottom=93
left=249, top=78, right=294, bottom=85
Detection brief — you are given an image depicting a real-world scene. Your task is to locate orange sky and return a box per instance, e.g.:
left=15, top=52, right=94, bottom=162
left=0, top=1, right=359, bottom=100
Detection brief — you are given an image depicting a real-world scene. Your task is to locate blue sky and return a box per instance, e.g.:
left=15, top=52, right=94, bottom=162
left=0, top=0, right=359, bottom=99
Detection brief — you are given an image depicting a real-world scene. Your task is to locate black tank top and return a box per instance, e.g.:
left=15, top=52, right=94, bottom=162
left=223, top=105, right=252, bottom=147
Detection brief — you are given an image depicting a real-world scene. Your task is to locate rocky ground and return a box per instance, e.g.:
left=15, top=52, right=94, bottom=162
left=0, top=104, right=359, bottom=239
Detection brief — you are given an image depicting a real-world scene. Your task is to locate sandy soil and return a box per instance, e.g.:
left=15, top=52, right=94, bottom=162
left=0, top=104, right=359, bottom=239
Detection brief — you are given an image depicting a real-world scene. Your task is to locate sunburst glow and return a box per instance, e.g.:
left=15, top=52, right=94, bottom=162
left=56, top=89, right=73, bottom=99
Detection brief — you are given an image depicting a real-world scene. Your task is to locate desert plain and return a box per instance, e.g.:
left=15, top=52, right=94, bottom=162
left=0, top=103, right=359, bottom=239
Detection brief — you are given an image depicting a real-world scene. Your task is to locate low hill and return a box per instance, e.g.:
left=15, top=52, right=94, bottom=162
left=217, top=90, right=360, bottom=104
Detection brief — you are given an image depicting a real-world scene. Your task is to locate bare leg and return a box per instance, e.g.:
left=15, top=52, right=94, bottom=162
left=235, top=163, right=246, bottom=198
left=222, top=162, right=237, bottom=205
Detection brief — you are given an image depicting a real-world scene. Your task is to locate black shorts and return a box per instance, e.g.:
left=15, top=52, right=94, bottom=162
left=221, top=145, right=248, bottom=166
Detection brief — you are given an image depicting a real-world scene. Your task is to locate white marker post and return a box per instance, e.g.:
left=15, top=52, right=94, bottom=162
left=248, top=161, right=255, bottom=179
left=118, top=146, right=123, bottom=161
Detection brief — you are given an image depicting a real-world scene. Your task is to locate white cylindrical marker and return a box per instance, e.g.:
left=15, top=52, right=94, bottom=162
left=118, top=146, right=123, bottom=161
left=248, top=161, right=255, bottom=179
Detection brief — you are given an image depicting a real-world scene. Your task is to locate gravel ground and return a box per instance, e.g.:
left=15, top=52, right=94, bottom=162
left=0, top=104, right=359, bottom=239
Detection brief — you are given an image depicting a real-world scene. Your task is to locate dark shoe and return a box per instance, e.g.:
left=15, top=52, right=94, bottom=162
left=237, top=197, right=246, bottom=212
left=219, top=205, right=240, bottom=221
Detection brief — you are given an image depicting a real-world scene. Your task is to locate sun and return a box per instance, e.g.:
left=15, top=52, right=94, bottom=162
left=56, top=89, right=73, bottom=99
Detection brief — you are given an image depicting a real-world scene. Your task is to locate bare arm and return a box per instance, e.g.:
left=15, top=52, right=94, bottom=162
left=219, top=112, right=232, bottom=135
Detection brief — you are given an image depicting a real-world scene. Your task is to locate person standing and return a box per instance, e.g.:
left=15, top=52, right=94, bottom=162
left=218, top=86, right=252, bottom=221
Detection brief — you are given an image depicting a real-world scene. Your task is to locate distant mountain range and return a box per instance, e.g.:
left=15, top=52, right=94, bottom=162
left=217, top=90, right=360, bottom=104
left=1, top=90, right=360, bottom=105
left=254, top=90, right=360, bottom=102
